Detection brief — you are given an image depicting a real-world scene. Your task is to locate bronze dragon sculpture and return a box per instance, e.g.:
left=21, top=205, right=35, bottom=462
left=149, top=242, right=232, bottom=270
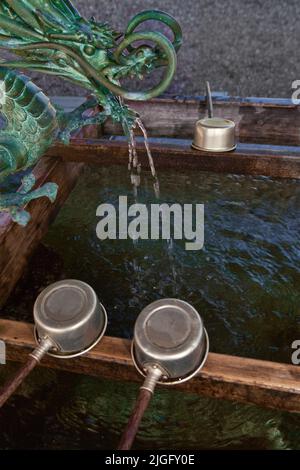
left=0, top=0, right=182, bottom=225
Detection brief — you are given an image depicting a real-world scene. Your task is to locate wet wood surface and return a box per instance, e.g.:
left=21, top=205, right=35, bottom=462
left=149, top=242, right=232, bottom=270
left=101, top=96, right=300, bottom=146
left=0, top=157, right=84, bottom=308
left=52, top=95, right=300, bottom=146
left=1, top=319, right=300, bottom=414
left=48, top=138, right=300, bottom=179
left=46, top=95, right=300, bottom=179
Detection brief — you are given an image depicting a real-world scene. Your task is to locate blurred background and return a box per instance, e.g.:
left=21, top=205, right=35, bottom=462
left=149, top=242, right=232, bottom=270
left=34, top=0, right=300, bottom=98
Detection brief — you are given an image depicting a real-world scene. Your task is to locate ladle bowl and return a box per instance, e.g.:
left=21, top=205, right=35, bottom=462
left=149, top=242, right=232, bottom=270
left=34, top=279, right=108, bottom=359
left=132, top=299, right=209, bottom=385
left=192, top=117, right=236, bottom=153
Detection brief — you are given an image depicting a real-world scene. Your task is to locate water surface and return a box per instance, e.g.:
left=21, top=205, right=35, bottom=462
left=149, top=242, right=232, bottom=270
left=1, top=165, right=300, bottom=449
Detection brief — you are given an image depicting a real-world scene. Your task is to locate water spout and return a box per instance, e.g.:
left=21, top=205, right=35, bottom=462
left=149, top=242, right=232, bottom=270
left=136, top=118, right=156, bottom=179
left=127, top=118, right=160, bottom=199
left=136, top=118, right=160, bottom=199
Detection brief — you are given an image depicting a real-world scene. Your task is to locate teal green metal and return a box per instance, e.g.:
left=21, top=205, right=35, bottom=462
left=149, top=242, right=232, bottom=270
left=0, top=1, right=182, bottom=226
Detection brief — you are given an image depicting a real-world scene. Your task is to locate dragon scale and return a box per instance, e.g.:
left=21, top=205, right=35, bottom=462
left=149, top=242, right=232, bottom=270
left=0, top=68, right=58, bottom=177
left=0, top=67, right=59, bottom=225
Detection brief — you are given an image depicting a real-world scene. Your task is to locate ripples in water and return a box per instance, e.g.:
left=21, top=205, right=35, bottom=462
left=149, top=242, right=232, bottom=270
left=1, top=166, right=300, bottom=449
left=1, top=365, right=298, bottom=450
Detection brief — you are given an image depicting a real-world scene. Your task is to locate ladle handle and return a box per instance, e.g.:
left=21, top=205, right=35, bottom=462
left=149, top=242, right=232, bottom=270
left=118, top=365, right=163, bottom=450
left=206, top=81, right=213, bottom=118
left=0, top=338, right=53, bottom=409
left=118, top=388, right=153, bottom=451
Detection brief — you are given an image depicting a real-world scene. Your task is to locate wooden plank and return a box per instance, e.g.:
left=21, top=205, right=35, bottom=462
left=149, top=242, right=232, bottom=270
left=99, top=96, right=300, bottom=146
left=49, top=95, right=300, bottom=145
left=0, top=157, right=84, bottom=308
left=1, top=319, right=300, bottom=413
left=48, top=139, right=300, bottom=179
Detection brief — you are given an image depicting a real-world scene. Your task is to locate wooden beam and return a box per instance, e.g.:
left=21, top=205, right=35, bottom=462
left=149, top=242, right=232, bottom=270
left=1, top=319, right=300, bottom=413
left=48, top=139, right=300, bottom=179
left=100, top=96, right=300, bottom=146
left=0, top=157, right=84, bottom=308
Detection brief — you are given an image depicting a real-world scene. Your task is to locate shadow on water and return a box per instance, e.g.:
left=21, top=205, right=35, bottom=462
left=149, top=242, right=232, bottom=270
left=1, top=165, right=300, bottom=449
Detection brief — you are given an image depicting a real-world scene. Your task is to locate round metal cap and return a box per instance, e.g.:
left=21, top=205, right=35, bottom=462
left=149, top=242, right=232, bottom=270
left=132, top=299, right=209, bottom=385
left=192, top=117, right=236, bottom=153
left=34, top=280, right=107, bottom=359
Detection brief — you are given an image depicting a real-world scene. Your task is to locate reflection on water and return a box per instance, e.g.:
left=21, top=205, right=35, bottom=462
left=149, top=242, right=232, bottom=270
left=0, top=363, right=298, bottom=450
left=1, top=166, right=300, bottom=449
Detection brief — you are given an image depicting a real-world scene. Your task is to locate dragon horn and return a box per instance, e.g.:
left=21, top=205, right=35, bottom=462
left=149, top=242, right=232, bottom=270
left=13, top=38, right=177, bottom=101
left=0, top=14, right=44, bottom=40
left=5, top=1, right=41, bottom=31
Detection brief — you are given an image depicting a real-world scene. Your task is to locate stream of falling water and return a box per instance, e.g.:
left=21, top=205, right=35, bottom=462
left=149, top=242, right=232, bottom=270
left=135, top=118, right=157, bottom=179
left=127, top=118, right=177, bottom=289
left=128, top=118, right=160, bottom=199
left=128, top=128, right=141, bottom=200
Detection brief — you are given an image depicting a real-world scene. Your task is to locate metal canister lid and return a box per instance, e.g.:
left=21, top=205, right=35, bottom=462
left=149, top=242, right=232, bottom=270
left=132, top=299, right=209, bottom=385
left=34, top=280, right=107, bottom=359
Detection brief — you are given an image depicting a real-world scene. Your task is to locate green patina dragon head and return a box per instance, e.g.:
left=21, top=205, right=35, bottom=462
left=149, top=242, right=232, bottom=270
left=0, top=0, right=182, bottom=129
left=0, top=1, right=182, bottom=226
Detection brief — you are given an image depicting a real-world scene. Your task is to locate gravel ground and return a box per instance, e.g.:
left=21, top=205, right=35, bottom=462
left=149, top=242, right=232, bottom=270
left=32, top=0, right=300, bottom=98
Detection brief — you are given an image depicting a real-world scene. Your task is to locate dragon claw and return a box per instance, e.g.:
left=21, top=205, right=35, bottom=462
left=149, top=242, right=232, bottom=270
left=42, top=182, right=59, bottom=203
left=10, top=208, right=31, bottom=227
left=20, top=173, right=36, bottom=194
left=0, top=181, right=58, bottom=226
left=58, top=129, right=71, bottom=145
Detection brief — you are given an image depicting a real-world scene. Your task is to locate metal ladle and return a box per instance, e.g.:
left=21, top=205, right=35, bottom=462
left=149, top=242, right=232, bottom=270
left=118, top=299, right=209, bottom=450
left=192, top=82, right=237, bottom=153
left=0, top=279, right=107, bottom=409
